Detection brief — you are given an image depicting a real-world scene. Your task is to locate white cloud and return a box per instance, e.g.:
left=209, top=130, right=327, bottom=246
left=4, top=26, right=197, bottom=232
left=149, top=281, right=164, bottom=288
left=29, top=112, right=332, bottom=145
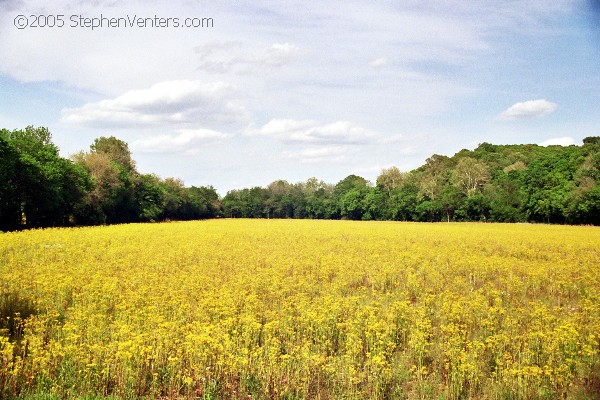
left=193, top=41, right=243, bottom=73
left=257, top=43, right=302, bottom=66
left=194, top=41, right=302, bottom=73
left=379, top=134, right=405, bottom=144
left=0, top=1, right=591, bottom=193
left=281, top=146, right=349, bottom=163
left=369, top=57, right=389, bottom=68
left=246, top=119, right=375, bottom=145
left=538, top=137, right=575, bottom=147
left=0, top=1, right=219, bottom=95
left=247, top=118, right=316, bottom=138
left=497, top=99, right=558, bottom=120
left=132, top=128, right=230, bottom=154
left=60, top=80, right=248, bottom=128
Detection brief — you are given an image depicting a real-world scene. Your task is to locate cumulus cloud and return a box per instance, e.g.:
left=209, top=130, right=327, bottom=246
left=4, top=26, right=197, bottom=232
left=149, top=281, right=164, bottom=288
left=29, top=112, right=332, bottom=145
left=132, top=128, right=230, bottom=154
left=257, top=43, right=302, bottom=66
left=538, top=137, right=575, bottom=147
left=497, top=99, right=558, bottom=120
left=194, top=42, right=302, bottom=73
left=281, top=146, right=349, bottom=163
left=60, top=80, right=248, bottom=128
left=369, top=57, right=389, bottom=68
left=246, top=119, right=375, bottom=145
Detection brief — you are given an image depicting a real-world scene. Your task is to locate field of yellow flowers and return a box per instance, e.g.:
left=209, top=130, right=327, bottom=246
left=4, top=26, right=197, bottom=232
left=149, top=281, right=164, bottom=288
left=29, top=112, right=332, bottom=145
left=1, top=219, right=599, bottom=399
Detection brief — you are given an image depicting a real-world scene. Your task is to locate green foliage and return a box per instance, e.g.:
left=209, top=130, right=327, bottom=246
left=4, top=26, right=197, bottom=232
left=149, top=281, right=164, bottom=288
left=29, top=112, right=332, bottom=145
left=333, top=174, right=368, bottom=197
left=2, top=126, right=600, bottom=230
left=305, top=186, right=336, bottom=219
left=1, top=127, right=221, bottom=231
left=135, top=174, right=166, bottom=222
left=0, top=126, right=90, bottom=229
left=222, top=187, right=268, bottom=218
left=90, top=136, right=135, bottom=172
left=0, top=135, right=22, bottom=230
left=223, top=138, right=600, bottom=225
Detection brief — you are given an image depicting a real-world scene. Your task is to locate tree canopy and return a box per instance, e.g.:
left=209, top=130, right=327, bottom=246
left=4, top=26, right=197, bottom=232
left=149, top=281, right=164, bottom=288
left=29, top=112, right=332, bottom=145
left=1, top=126, right=599, bottom=230
left=0, top=127, right=220, bottom=230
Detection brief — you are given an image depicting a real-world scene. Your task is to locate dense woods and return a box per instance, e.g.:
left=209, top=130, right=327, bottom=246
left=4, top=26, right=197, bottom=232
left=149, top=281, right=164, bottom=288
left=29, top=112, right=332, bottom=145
left=0, top=127, right=220, bottom=231
left=1, top=126, right=599, bottom=230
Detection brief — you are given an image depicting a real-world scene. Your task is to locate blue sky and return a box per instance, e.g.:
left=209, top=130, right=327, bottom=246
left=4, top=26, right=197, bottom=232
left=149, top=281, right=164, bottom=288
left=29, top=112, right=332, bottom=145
left=1, top=0, right=599, bottom=194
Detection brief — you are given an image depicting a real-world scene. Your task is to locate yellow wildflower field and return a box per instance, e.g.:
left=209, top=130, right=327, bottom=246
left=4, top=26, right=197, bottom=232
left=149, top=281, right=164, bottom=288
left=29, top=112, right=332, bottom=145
left=1, top=220, right=599, bottom=399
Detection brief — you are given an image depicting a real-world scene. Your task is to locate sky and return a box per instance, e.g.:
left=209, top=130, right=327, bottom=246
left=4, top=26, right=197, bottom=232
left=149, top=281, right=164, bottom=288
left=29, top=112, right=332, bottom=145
left=1, top=0, right=599, bottom=194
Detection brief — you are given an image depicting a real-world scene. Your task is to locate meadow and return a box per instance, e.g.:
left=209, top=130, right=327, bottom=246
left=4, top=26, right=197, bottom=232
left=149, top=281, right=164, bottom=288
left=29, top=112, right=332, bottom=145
left=1, top=219, right=599, bottom=399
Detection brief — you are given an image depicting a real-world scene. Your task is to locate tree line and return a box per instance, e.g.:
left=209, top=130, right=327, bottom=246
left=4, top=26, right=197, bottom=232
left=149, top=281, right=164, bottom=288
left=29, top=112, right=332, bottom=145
left=0, top=126, right=219, bottom=231
left=1, top=126, right=599, bottom=230
left=222, top=137, right=600, bottom=225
